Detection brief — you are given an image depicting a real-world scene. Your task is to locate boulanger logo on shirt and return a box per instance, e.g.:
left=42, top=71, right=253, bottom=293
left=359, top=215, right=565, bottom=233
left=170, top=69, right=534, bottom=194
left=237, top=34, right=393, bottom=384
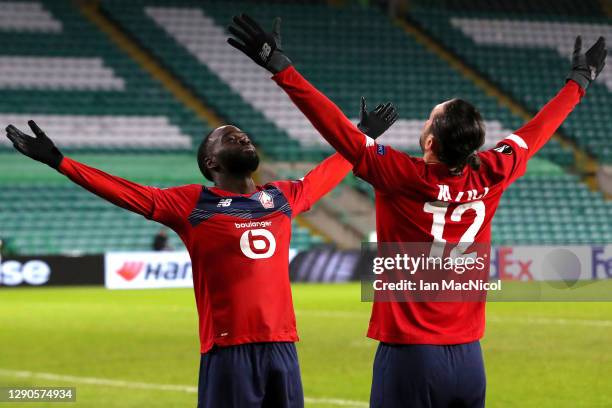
left=240, top=229, right=276, bottom=259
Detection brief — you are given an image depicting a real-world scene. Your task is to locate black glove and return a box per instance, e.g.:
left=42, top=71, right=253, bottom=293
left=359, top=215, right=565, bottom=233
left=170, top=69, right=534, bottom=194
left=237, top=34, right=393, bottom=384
left=227, top=14, right=292, bottom=74
left=357, top=97, right=399, bottom=139
left=567, top=36, right=607, bottom=90
left=5, top=120, right=63, bottom=169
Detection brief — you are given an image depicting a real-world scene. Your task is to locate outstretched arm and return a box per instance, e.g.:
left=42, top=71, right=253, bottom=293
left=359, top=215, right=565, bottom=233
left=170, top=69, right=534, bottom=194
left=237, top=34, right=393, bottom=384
left=273, top=152, right=352, bottom=216
left=511, top=79, right=584, bottom=159
left=513, top=36, right=605, bottom=158
left=487, top=79, right=583, bottom=185
left=273, top=67, right=377, bottom=164
left=284, top=93, right=400, bottom=206
left=59, top=157, right=159, bottom=218
left=301, top=152, right=352, bottom=206
left=58, top=159, right=198, bottom=230
left=485, top=36, right=606, bottom=184
left=273, top=96, right=398, bottom=214
left=5, top=121, right=198, bottom=230
left=226, top=14, right=397, bottom=165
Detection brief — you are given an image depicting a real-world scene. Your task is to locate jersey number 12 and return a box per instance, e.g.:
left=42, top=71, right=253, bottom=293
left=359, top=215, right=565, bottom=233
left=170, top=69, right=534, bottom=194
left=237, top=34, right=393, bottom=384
left=423, top=200, right=485, bottom=259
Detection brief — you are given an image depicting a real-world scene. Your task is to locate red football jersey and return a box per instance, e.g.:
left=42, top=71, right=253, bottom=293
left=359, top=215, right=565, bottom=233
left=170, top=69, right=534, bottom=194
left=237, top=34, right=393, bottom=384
left=274, top=66, right=584, bottom=344
left=59, top=153, right=352, bottom=353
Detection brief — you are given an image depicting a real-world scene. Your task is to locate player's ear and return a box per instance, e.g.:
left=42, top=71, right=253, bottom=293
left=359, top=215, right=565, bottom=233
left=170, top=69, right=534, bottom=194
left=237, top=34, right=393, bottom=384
left=205, top=156, right=220, bottom=175
left=423, top=133, right=435, bottom=152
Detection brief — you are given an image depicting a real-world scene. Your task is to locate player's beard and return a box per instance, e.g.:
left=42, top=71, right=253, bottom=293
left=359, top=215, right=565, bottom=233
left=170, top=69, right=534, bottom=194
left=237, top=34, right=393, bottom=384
left=217, top=147, right=260, bottom=177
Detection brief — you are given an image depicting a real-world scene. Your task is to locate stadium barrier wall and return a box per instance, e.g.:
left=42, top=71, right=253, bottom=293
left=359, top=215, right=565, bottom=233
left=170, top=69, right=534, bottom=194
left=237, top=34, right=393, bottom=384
left=489, top=245, right=611, bottom=281
left=105, top=245, right=611, bottom=289
left=0, top=255, right=104, bottom=287
left=1, top=245, right=609, bottom=288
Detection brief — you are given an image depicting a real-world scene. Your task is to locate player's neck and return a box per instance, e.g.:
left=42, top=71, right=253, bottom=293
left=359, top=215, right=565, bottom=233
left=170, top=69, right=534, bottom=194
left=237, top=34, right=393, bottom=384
left=422, top=151, right=442, bottom=165
left=213, top=173, right=257, bottom=195
left=422, top=153, right=462, bottom=174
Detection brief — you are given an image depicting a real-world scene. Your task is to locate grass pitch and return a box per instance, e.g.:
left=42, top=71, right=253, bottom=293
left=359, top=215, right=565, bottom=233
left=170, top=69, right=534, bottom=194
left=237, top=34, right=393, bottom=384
left=0, top=284, right=611, bottom=407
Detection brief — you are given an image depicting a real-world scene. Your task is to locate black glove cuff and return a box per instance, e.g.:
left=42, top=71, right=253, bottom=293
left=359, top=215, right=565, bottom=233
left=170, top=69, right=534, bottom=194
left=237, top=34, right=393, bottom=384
left=48, top=149, right=64, bottom=170
left=267, top=51, right=292, bottom=74
left=566, top=71, right=590, bottom=91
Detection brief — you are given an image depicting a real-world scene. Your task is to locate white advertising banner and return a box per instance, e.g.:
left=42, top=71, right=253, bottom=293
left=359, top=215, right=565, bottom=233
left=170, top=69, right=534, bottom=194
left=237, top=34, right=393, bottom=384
left=104, top=244, right=611, bottom=289
left=104, top=251, right=192, bottom=289
left=490, top=245, right=612, bottom=281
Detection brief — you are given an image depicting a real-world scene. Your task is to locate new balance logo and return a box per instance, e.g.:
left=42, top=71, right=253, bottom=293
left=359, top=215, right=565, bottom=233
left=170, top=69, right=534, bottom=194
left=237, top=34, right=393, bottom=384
left=259, top=43, right=272, bottom=61
left=217, top=198, right=232, bottom=207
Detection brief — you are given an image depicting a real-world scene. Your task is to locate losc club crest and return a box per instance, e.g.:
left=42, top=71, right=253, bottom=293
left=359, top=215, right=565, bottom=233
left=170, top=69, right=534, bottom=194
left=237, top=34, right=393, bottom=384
left=258, top=191, right=274, bottom=209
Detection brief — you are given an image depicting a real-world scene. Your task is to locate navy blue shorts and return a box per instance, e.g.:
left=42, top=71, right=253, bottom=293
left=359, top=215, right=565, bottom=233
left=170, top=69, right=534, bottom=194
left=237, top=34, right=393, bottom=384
left=197, top=342, right=304, bottom=408
left=370, top=341, right=486, bottom=408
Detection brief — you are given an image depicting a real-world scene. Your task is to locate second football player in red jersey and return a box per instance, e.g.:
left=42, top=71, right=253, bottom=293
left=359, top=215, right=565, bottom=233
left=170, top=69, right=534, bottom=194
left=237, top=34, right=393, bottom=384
left=5, top=113, right=397, bottom=405
left=228, top=14, right=606, bottom=408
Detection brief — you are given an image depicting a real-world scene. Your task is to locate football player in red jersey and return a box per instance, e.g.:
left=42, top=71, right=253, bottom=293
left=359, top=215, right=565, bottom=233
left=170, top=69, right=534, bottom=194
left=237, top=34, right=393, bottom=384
left=228, top=14, right=606, bottom=408
left=5, top=102, right=397, bottom=405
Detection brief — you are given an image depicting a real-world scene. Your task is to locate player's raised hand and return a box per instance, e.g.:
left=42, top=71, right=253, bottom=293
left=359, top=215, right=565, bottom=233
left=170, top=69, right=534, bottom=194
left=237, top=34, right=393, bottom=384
left=567, top=36, right=607, bottom=90
left=5, top=120, right=63, bottom=169
left=227, top=14, right=292, bottom=74
left=357, top=97, right=399, bottom=139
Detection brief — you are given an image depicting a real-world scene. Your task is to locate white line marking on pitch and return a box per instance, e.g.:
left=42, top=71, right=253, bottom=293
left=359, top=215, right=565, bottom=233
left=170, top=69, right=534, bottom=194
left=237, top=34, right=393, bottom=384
left=0, top=369, right=196, bottom=393
left=304, top=397, right=368, bottom=407
left=0, top=369, right=368, bottom=407
left=487, top=316, right=612, bottom=327
left=296, top=310, right=369, bottom=319
left=296, top=310, right=612, bottom=327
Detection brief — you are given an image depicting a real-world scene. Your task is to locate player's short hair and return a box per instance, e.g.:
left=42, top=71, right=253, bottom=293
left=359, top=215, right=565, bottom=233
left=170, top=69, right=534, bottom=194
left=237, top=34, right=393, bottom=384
left=431, top=98, right=485, bottom=174
left=197, top=129, right=215, bottom=181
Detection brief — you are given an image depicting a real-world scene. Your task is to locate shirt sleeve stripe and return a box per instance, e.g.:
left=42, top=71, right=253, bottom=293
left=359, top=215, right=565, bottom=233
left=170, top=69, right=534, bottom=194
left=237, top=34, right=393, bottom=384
left=505, top=133, right=528, bottom=149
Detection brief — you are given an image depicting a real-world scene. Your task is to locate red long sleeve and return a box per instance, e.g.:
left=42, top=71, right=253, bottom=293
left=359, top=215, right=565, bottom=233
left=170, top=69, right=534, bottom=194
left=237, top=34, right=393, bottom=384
left=272, top=66, right=367, bottom=164
left=514, top=80, right=584, bottom=158
left=480, top=80, right=585, bottom=186
left=59, top=157, right=157, bottom=218
left=58, top=157, right=201, bottom=232
left=272, top=153, right=352, bottom=216
left=302, top=152, right=352, bottom=205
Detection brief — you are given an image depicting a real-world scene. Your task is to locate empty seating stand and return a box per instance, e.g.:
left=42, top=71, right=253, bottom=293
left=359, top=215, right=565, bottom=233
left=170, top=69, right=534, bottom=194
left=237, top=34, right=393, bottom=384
left=0, top=0, right=322, bottom=254
left=0, top=0, right=608, bottom=253
left=0, top=0, right=206, bottom=154
left=101, top=0, right=574, bottom=166
left=409, top=5, right=612, bottom=163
